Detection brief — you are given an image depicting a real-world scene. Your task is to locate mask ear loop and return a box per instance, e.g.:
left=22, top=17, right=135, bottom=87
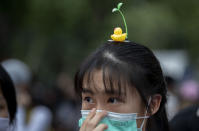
left=140, top=96, right=152, bottom=130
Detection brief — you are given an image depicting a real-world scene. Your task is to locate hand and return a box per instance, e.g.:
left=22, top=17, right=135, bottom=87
left=80, top=108, right=108, bottom=131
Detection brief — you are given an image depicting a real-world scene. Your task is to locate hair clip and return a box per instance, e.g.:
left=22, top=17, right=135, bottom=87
left=110, top=2, right=128, bottom=42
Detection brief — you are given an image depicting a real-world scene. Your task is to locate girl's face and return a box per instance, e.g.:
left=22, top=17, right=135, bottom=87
left=81, top=70, right=146, bottom=115
left=0, top=88, right=8, bottom=118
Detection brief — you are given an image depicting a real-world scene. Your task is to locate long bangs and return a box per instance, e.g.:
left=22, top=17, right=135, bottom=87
left=75, top=60, right=130, bottom=97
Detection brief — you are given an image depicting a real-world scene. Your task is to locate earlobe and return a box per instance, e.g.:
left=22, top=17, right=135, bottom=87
left=150, top=94, right=162, bottom=115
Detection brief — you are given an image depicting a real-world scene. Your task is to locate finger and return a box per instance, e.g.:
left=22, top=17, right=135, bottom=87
left=88, top=111, right=107, bottom=128
left=81, top=108, right=96, bottom=127
left=94, top=124, right=108, bottom=131
left=86, top=108, right=97, bottom=120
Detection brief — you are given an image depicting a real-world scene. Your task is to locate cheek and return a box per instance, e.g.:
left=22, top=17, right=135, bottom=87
left=81, top=101, right=96, bottom=110
left=104, top=105, right=127, bottom=113
left=120, top=101, right=144, bottom=113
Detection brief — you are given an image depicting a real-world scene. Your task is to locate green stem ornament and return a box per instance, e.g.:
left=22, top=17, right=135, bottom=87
left=112, top=2, right=128, bottom=39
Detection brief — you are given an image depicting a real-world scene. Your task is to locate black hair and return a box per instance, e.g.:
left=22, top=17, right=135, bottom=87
left=75, top=41, right=170, bottom=131
left=0, top=64, right=17, bottom=124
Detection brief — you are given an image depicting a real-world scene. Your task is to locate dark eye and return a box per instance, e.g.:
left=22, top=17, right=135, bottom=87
left=108, top=97, right=119, bottom=104
left=83, top=97, right=93, bottom=103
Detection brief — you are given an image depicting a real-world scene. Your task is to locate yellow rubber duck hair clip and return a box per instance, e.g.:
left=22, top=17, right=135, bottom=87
left=110, top=2, right=129, bottom=42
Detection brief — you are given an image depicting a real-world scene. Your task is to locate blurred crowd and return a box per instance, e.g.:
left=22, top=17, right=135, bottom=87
left=1, top=59, right=80, bottom=131
left=155, top=50, right=199, bottom=131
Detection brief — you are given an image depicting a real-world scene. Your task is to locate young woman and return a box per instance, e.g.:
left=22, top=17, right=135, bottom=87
left=75, top=41, right=170, bottom=131
left=0, top=64, right=17, bottom=130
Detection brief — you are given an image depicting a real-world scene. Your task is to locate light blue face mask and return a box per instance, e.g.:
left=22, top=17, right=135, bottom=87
left=79, top=97, right=151, bottom=131
left=79, top=110, right=149, bottom=131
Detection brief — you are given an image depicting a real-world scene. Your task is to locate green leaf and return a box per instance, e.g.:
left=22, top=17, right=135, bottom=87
left=117, top=3, right=123, bottom=9
left=112, top=8, right=118, bottom=12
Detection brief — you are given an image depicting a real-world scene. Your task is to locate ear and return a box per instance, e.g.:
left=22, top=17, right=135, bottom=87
left=149, top=94, right=162, bottom=115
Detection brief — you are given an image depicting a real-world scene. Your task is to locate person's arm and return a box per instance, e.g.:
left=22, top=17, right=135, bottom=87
left=14, top=107, right=26, bottom=131
left=26, top=106, right=52, bottom=131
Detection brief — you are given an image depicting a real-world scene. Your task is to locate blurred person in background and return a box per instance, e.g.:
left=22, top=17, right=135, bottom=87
left=179, top=80, right=199, bottom=109
left=54, top=72, right=80, bottom=131
left=170, top=104, right=199, bottom=131
left=2, top=59, right=52, bottom=131
left=170, top=79, right=199, bottom=131
left=0, top=64, right=17, bottom=131
left=165, top=76, right=180, bottom=120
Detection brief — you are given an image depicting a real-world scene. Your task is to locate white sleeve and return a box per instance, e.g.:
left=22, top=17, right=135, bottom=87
left=14, top=107, right=26, bottom=131
left=26, top=106, right=52, bottom=131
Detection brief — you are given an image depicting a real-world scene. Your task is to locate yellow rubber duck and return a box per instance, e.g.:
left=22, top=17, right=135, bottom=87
left=111, top=27, right=127, bottom=42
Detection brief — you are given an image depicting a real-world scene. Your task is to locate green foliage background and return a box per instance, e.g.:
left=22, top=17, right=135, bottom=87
left=1, top=0, right=199, bottom=84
